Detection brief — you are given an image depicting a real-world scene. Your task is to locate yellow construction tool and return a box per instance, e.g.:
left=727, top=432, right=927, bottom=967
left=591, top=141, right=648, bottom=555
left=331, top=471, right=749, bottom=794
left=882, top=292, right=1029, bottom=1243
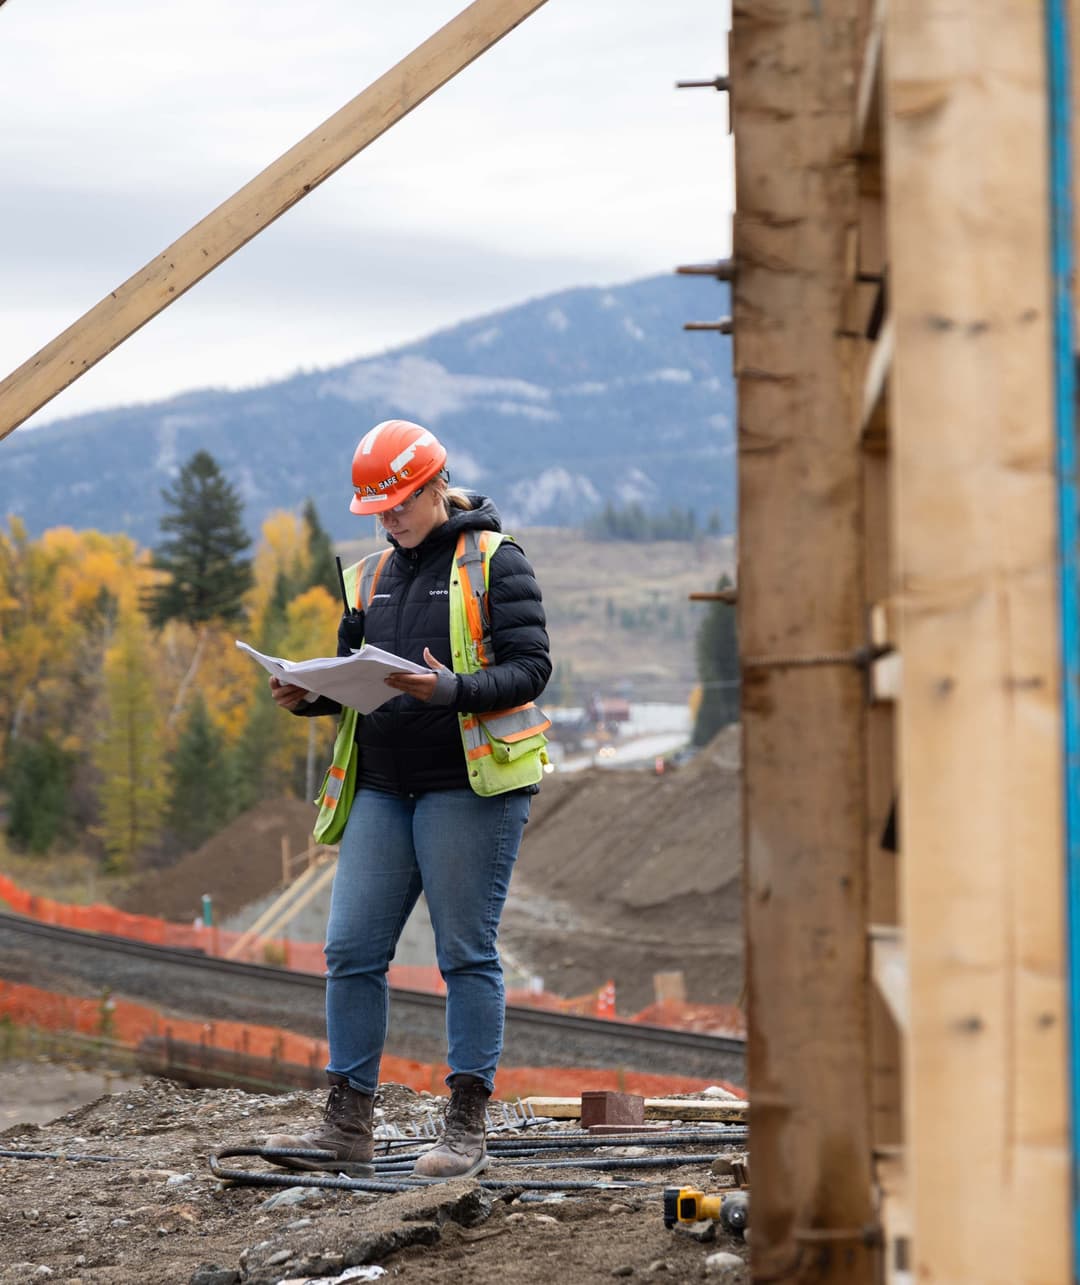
left=663, top=1186, right=749, bottom=1237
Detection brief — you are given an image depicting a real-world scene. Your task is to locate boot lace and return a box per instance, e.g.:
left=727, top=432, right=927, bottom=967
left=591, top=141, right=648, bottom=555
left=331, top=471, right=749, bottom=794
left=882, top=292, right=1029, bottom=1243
left=443, top=1082, right=488, bottom=1144
left=324, top=1082, right=351, bottom=1122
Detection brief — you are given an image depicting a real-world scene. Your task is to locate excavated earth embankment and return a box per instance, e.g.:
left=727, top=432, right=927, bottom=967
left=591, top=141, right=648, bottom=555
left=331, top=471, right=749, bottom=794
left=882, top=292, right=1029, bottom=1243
left=118, top=727, right=744, bottom=1015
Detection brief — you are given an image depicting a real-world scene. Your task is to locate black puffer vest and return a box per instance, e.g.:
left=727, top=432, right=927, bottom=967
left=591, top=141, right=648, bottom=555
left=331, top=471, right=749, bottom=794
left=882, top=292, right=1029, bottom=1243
left=350, top=495, right=551, bottom=796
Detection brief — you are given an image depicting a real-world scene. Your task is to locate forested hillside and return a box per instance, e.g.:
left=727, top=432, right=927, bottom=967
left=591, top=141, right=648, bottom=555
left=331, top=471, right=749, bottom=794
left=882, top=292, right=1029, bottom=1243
left=0, top=274, right=734, bottom=543
left=0, top=455, right=733, bottom=877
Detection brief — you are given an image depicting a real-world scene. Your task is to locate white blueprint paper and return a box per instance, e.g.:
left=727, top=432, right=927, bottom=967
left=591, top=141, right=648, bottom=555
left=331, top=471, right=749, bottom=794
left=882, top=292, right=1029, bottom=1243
left=236, top=640, right=427, bottom=714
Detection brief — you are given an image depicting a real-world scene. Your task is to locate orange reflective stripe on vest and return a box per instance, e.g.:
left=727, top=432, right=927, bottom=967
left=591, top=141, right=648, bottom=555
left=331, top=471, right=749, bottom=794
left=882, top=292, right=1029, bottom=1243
left=455, top=536, right=491, bottom=667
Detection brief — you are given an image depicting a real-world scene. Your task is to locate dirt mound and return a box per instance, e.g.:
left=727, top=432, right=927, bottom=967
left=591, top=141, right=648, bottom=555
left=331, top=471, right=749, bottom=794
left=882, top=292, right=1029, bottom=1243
left=504, top=726, right=743, bottom=1012
left=117, top=797, right=316, bottom=924
left=115, top=729, right=745, bottom=1015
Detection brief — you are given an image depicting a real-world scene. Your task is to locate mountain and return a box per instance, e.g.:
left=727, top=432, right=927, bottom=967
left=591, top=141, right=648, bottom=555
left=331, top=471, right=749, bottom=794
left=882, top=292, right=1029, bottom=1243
left=0, top=274, right=734, bottom=544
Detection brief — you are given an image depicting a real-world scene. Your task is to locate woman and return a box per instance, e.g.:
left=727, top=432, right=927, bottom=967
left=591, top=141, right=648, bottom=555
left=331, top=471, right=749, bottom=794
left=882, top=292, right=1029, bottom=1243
left=264, top=419, right=551, bottom=1180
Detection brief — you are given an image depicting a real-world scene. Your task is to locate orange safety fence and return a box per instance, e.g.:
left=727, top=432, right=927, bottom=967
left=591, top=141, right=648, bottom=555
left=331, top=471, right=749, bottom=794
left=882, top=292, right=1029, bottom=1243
left=0, top=872, right=446, bottom=996
left=0, top=874, right=746, bottom=1031
left=0, top=979, right=743, bottom=1100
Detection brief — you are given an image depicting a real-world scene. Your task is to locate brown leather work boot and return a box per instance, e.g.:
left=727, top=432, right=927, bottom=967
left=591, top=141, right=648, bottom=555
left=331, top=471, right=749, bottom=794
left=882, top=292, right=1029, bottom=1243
left=264, top=1074, right=375, bottom=1175
left=412, top=1075, right=491, bottom=1180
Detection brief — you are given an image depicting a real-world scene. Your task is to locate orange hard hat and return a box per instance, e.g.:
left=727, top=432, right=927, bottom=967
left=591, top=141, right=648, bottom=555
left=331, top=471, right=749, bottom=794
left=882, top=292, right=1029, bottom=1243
left=349, top=420, right=448, bottom=515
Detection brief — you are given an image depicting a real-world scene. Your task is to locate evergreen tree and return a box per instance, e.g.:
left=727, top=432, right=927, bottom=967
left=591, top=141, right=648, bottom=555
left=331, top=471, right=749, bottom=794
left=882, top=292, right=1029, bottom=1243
left=5, top=736, right=73, bottom=854
left=225, top=693, right=279, bottom=818
left=301, top=498, right=339, bottom=598
left=93, top=608, right=166, bottom=870
left=165, top=693, right=229, bottom=847
left=259, top=570, right=293, bottom=652
left=692, top=575, right=740, bottom=746
left=584, top=501, right=702, bottom=542
left=147, top=451, right=253, bottom=627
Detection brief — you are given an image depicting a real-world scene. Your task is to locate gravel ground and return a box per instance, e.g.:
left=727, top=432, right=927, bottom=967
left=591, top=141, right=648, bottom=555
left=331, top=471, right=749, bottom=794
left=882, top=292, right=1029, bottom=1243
left=0, top=1074, right=750, bottom=1285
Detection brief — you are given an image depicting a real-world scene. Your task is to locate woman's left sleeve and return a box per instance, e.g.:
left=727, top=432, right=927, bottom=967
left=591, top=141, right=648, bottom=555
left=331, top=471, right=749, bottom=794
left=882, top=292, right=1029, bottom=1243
left=453, top=540, right=552, bottom=712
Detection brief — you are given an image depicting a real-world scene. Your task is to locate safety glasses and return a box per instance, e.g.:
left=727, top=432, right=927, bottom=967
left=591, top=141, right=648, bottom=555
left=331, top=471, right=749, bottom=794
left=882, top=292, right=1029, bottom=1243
left=383, top=486, right=426, bottom=514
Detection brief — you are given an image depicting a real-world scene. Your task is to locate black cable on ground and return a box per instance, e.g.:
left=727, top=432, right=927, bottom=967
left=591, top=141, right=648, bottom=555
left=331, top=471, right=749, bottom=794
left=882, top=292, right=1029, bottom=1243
left=209, top=1149, right=656, bottom=1194
left=371, top=1152, right=727, bottom=1174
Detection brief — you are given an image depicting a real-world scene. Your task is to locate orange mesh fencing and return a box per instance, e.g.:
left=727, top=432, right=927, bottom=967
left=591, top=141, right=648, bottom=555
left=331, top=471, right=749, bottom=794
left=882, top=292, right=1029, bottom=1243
left=0, top=979, right=737, bottom=1100
left=0, top=873, right=445, bottom=994
left=0, top=873, right=744, bottom=1033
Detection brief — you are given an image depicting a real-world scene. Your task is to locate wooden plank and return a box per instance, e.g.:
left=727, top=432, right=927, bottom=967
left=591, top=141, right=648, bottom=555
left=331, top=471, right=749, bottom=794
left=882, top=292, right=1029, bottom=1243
left=730, top=3, right=875, bottom=1281
left=869, top=925, right=908, bottom=1031
left=884, top=2, right=1069, bottom=1279
left=0, top=0, right=549, bottom=441
left=521, top=1096, right=748, bottom=1122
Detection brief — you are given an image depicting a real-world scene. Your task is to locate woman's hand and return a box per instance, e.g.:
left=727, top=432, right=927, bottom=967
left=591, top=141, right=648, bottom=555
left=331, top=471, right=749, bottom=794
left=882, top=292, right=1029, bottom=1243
left=269, top=676, right=311, bottom=710
left=384, top=648, right=449, bottom=703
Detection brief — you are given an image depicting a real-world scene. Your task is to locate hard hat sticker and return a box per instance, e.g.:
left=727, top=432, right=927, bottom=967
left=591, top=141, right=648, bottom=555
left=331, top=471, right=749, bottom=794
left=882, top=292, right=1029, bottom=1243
left=390, top=445, right=417, bottom=473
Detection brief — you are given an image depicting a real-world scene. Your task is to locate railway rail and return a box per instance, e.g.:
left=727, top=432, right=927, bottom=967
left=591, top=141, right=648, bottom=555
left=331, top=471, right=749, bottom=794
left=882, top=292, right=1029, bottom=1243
left=0, top=912, right=745, bottom=1083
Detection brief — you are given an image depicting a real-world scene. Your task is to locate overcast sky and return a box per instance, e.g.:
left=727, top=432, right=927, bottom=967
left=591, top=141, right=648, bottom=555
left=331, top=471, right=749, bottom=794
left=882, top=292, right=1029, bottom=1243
left=1, top=1, right=733, bottom=430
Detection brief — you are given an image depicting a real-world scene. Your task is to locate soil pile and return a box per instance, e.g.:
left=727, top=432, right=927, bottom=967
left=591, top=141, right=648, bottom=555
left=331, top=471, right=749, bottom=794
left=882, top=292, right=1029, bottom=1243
left=118, top=729, right=744, bottom=1015
left=506, top=726, right=743, bottom=1012
left=0, top=1076, right=748, bottom=1285
left=117, top=799, right=319, bottom=925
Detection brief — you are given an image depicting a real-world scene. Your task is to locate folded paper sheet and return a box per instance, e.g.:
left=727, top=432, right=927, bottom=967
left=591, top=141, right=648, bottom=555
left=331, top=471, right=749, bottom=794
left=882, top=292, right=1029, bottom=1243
left=236, top=640, right=427, bottom=714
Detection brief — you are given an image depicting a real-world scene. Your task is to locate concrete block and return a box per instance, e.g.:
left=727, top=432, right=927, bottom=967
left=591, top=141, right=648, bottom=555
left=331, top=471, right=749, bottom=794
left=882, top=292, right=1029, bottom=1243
left=580, top=1091, right=645, bottom=1128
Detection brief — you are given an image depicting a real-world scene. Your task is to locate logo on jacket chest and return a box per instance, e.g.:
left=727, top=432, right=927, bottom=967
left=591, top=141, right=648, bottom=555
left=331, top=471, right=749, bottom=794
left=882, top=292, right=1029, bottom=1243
left=429, top=588, right=449, bottom=596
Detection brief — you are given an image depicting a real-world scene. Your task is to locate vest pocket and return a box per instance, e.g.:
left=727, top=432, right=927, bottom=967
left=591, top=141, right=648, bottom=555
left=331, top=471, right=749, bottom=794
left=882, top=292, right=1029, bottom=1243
left=477, top=719, right=549, bottom=764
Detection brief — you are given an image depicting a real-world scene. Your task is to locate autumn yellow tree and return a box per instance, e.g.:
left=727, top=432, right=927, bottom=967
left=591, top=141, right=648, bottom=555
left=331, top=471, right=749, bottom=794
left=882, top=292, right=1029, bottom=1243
left=93, top=606, right=167, bottom=870
left=246, top=509, right=310, bottom=647
left=0, top=521, right=151, bottom=768
left=1, top=522, right=156, bottom=852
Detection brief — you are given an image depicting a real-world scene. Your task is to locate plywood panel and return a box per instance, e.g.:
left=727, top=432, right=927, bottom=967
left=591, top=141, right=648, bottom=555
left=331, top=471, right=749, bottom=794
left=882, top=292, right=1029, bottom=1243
left=884, top=2, right=1069, bottom=1279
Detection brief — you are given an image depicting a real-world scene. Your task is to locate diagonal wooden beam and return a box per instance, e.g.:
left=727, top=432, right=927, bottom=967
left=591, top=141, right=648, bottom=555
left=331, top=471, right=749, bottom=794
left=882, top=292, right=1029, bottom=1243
left=0, top=0, right=549, bottom=442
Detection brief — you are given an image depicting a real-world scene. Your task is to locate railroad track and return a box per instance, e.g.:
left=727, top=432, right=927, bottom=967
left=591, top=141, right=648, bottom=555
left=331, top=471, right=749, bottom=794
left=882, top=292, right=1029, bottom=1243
left=0, top=913, right=744, bottom=1083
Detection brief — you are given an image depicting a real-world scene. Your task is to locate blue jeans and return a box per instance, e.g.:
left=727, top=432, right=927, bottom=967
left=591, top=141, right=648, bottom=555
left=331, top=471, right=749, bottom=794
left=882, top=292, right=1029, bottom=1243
left=324, top=786, right=531, bottom=1095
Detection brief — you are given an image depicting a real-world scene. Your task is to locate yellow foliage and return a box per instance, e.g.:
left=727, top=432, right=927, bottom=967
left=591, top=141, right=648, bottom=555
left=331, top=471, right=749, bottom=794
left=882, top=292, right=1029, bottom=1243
left=198, top=627, right=262, bottom=746
left=0, top=515, right=342, bottom=834
left=0, top=521, right=151, bottom=771
left=93, top=605, right=166, bottom=869
left=261, top=586, right=340, bottom=789
left=283, top=586, right=340, bottom=658
left=247, top=510, right=308, bottom=640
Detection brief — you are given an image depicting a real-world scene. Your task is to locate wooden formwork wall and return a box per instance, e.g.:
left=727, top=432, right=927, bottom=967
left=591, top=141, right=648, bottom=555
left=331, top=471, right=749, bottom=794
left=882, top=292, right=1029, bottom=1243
left=730, top=1, right=1073, bottom=1281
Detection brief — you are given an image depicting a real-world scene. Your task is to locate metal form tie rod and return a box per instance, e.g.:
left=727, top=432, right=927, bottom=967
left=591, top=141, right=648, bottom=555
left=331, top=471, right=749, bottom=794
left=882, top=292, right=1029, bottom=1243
left=676, top=76, right=730, bottom=91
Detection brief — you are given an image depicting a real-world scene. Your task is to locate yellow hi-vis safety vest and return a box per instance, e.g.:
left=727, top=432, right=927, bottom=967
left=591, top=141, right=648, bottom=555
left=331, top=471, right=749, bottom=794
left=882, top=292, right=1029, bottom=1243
left=449, top=529, right=551, bottom=796
left=312, top=530, right=549, bottom=841
left=311, top=547, right=392, bottom=844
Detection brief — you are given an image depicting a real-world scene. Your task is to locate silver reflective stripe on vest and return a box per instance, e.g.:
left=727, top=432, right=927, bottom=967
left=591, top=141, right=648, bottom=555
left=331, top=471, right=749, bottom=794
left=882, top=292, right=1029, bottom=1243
left=356, top=549, right=391, bottom=609
left=481, top=705, right=550, bottom=742
left=323, top=766, right=347, bottom=803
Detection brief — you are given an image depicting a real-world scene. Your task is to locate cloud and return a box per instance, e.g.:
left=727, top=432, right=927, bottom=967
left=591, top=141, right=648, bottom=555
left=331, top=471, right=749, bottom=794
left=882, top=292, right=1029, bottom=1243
left=0, top=0, right=734, bottom=430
